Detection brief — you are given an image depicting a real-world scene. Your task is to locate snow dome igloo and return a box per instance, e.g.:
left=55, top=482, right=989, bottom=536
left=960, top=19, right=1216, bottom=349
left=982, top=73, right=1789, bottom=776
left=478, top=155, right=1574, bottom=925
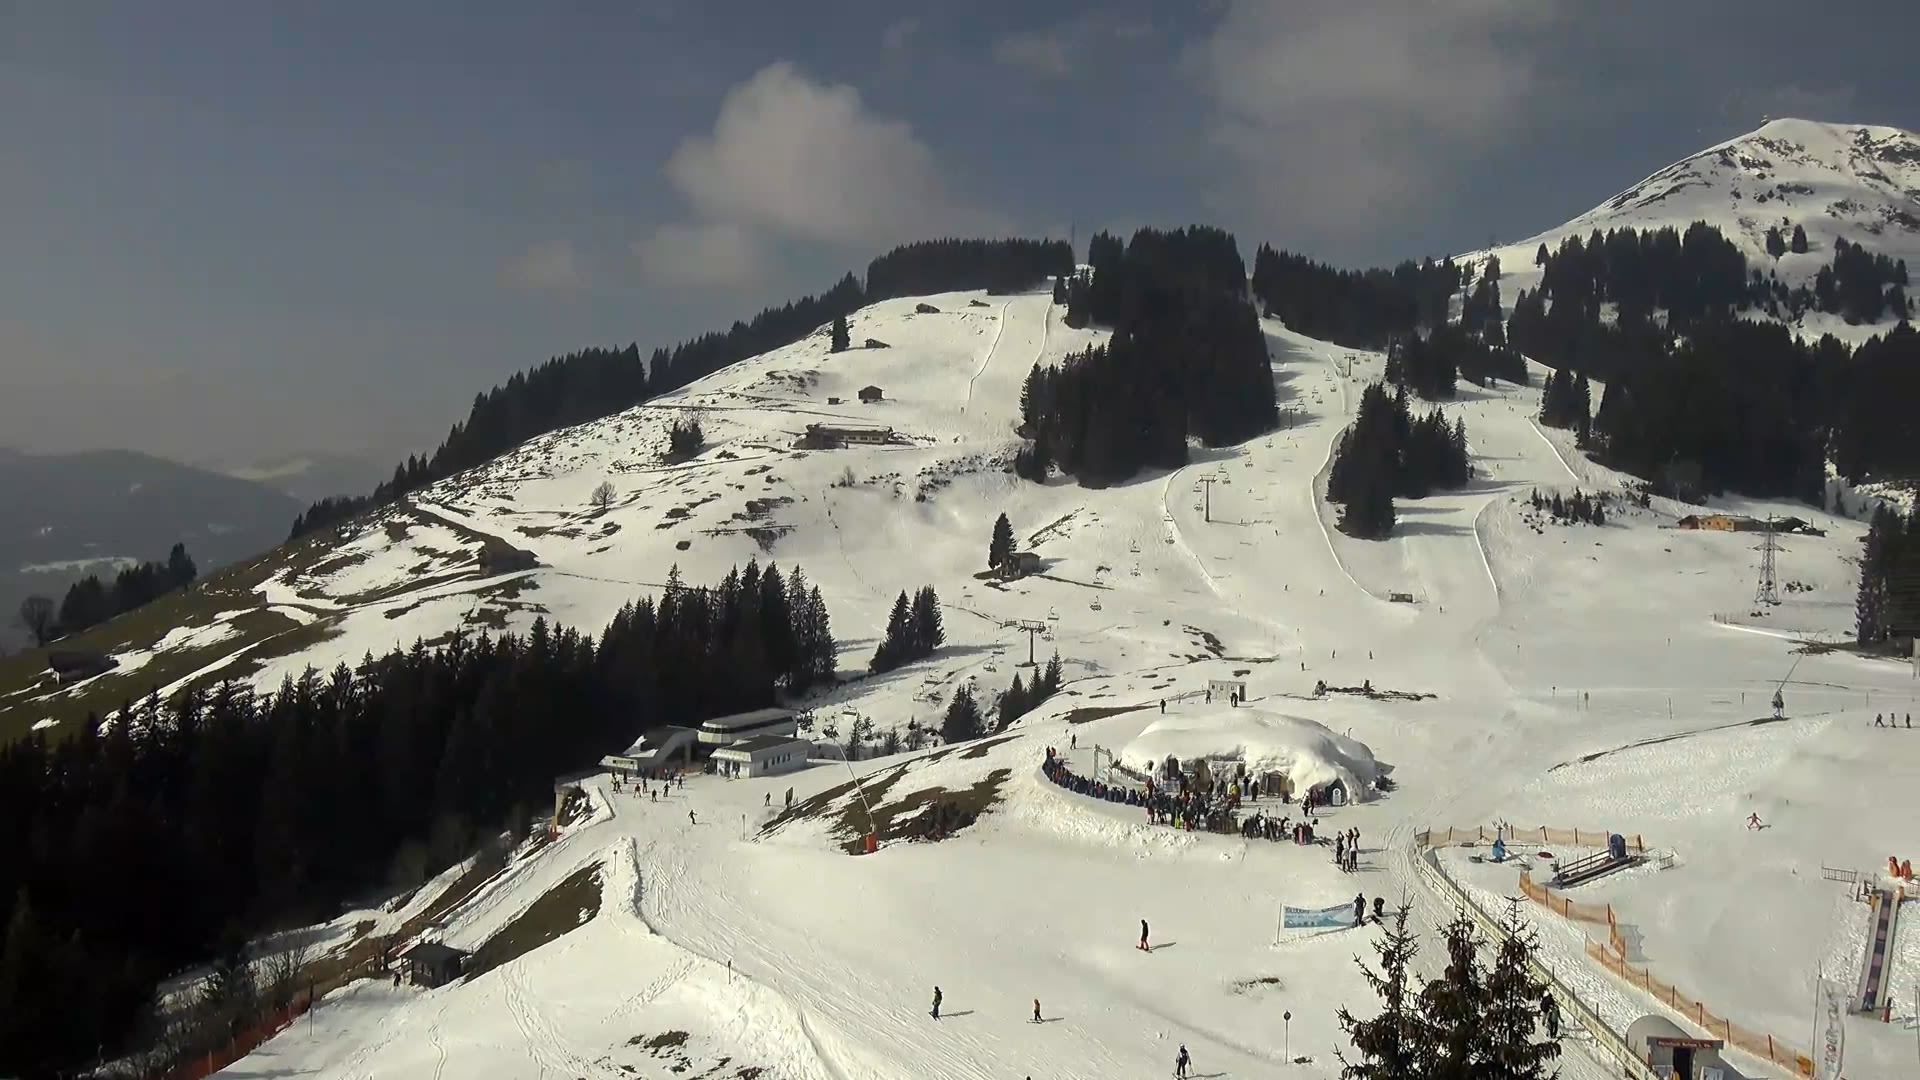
left=1118, top=708, right=1385, bottom=803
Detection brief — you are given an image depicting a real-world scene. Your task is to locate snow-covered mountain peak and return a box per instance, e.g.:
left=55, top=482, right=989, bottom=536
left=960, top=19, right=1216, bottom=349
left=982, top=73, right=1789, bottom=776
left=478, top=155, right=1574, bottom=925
left=1576, top=117, right=1920, bottom=239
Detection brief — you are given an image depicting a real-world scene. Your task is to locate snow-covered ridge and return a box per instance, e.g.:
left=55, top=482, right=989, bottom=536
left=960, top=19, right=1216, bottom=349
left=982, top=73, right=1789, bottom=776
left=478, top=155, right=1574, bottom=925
left=1472, top=118, right=1920, bottom=344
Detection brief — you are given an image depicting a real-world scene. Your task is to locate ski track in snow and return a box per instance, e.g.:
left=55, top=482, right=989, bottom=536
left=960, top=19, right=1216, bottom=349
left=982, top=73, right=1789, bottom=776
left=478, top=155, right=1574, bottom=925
left=210, top=284, right=1920, bottom=1080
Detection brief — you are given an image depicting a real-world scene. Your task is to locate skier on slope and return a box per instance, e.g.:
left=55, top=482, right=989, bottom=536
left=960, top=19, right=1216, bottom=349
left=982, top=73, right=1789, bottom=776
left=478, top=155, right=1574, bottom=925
left=930, top=986, right=942, bottom=1019
left=1140, top=919, right=1151, bottom=952
left=1033, top=997, right=1042, bottom=1023
left=1175, top=1043, right=1191, bottom=1078
left=1353, top=893, right=1366, bottom=926
left=689, top=809, right=697, bottom=826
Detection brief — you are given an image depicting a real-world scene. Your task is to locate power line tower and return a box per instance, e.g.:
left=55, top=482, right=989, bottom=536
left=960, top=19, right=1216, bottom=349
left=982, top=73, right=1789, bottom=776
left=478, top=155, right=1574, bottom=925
left=1754, top=516, right=1781, bottom=606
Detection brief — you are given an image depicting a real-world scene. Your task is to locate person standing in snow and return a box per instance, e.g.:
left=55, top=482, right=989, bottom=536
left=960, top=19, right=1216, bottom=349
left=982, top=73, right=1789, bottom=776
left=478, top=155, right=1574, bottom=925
left=1353, top=893, right=1365, bottom=926
left=1140, top=919, right=1151, bottom=952
left=1334, top=833, right=1346, bottom=869
left=1033, top=998, right=1042, bottom=1023
left=1176, top=1043, right=1190, bottom=1078
left=930, top=986, right=942, bottom=1019
left=1746, top=812, right=1762, bottom=830
left=688, top=809, right=697, bottom=826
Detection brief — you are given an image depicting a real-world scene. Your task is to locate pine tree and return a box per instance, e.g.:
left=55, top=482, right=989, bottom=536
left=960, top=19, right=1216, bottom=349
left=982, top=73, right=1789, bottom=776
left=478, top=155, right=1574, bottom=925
left=1482, top=901, right=1563, bottom=1080
left=1420, top=912, right=1491, bottom=1080
left=1765, top=226, right=1786, bottom=259
left=989, top=513, right=1015, bottom=569
left=1791, top=224, right=1809, bottom=254
left=167, top=543, right=198, bottom=590
left=942, top=685, right=982, bottom=743
left=870, top=591, right=913, bottom=673
left=1857, top=506, right=1893, bottom=644
left=1337, top=904, right=1429, bottom=1080
left=911, top=586, right=945, bottom=654
left=808, top=585, right=836, bottom=681
left=999, top=672, right=1029, bottom=729
left=830, top=314, right=850, bottom=353
left=1042, top=651, right=1063, bottom=695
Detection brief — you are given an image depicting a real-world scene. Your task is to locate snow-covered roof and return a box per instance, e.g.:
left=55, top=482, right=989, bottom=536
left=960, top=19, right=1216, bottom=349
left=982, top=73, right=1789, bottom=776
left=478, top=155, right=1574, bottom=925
left=1118, top=708, right=1383, bottom=802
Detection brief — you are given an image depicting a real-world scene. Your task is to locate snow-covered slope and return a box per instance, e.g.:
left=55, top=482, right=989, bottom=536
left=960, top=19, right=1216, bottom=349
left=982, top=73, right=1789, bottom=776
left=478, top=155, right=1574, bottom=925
left=1474, top=117, right=1920, bottom=343
left=163, top=289, right=1920, bottom=1080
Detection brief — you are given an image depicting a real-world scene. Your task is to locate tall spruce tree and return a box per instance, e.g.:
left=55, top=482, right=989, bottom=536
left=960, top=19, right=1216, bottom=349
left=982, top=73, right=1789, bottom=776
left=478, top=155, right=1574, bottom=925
left=989, top=513, right=1015, bottom=569
left=1791, top=224, right=1809, bottom=254
left=1420, top=913, right=1491, bottom=1080
left=911, top=586, right=944, bottom=654
left=942, top=684, right=983, bottom=743
left=1337, top=904, right=1429, bottom=1080
left=1482, top=901, right=1562, bottom=1080
left=870, top=591, right=914, bottom=674
left=1857, top=505, right=1894, bottom=644
left=830, top=314, right=851, bottom=353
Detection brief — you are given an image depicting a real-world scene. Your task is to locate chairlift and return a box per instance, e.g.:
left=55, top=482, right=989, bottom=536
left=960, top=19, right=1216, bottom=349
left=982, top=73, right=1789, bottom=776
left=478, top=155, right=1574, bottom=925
left=1090, top=599, right=1103, bottom=611
left=1129, top=541, right=1141, bottom=553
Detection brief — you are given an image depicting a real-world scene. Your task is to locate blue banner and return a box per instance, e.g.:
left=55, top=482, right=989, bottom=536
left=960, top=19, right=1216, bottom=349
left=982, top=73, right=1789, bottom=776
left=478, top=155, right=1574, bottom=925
left=1282, top=903, right=1356, bottom=929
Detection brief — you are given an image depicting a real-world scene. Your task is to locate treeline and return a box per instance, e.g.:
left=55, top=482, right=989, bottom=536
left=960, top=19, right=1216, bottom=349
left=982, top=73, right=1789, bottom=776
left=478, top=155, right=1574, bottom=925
left=1509, top=221, right=1917, bottom=499
left=1526, top=488, right=1608, bottom=527
left=1810, top=237, right=1909, bottom=324
left=36, top=544, right=197, bottom=643
left=1385, top=324, right=1527, bottom=401
left=1856, top=504, right=1920, bottom=647
left=1327, top=383, right=1471, bottom=539
left=864, top=238, right=1072, bottom=301
left=1537, top=367, right=1593, bottom=440
left=291, top=237, right=1071, bottom=540
left=1018, top=227, right=1278, bottom=486
left=868, top=586, right=943, bottom=675
left=1249, top=244, right=1460, bottom=348
left=0, top=560, right=834, bottom=1076
left=994, top=652, right=1062, bottom=730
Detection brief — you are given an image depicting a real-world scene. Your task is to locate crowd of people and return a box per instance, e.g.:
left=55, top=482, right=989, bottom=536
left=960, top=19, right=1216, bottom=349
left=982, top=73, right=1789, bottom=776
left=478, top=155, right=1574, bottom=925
left=1041, top=747, right=1341, bottom=850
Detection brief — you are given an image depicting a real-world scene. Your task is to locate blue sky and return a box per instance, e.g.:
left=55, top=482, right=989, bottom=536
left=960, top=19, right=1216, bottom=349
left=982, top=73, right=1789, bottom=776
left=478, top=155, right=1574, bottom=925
left=1, top=1, right=1912, bottom=468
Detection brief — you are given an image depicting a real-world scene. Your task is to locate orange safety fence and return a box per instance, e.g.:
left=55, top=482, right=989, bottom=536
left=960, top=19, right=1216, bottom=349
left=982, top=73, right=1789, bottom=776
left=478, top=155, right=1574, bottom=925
left=1417, top=825, right=1645, bottom=853
left=1584, top=941, right=1816, bottom=1078
left=1418, top=825, right=1815, bottom=1079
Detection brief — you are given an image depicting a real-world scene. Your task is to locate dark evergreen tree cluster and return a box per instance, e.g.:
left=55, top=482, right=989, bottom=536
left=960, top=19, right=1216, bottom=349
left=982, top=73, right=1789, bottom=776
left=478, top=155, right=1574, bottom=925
left=1855, top=504, right=1920, bottom=647
left=1327, top=383, right=1471, bottom=538
left=941, top=684, right=982, bottom=743
left=863, top=238, right=1073, bottom=300
left=1459, top=255, right=1505, bottom=342
left=869, top=586, right=943, bottom=674
left=1589, top=319, right=1828, bottom=500
left=1830, top=325, right=1920, bottom=482
left=1517, top=222, right=1759, bottom=331
left=0, top=559, right=835, bottom=1076
left=994, top=652, right=1062, bottom=731
left=1811, top=237, right=1909, bottom=324
left=1249, top=245, right=1460, bottom=348
left=55, top=543, right=198, bottom=639
left=1526, top=488, right=1608, bottom=526
left=1022, top=227, right=1278, bottom=487
left=1338, top=905, right=1561, bottom=1080
left=1536, top=367, right=1592, bottom=440
left=291, top=237, right=1076, bottom=541
left=1507, top=221, right=1920, bottom=499
left=1382, top=325, right=1528, bottom=401
left=663, top=418, right=705, bottom=463
left=830, top=314, right=851, bottom=353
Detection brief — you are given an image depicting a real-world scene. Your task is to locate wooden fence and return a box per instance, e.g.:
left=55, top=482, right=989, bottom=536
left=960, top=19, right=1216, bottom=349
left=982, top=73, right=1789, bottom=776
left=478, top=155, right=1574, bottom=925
left=1472, top=828, right=1821, bottom=1079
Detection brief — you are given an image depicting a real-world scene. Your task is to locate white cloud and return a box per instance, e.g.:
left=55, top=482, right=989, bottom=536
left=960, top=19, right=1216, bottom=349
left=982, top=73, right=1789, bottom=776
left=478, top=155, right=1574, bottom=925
left=502, top=241, right=586, bottom=293
left=633, top=222, right=764, bottom=289
left=644, top=60, right=1000, bottom=287
left=1191, top=1, right=1557, bottom=236
left=991, top=14, right=1156, bottom=81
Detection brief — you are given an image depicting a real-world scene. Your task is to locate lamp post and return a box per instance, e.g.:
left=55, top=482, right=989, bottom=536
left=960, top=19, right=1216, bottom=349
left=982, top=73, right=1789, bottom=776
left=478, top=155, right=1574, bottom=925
left=1283, top=1010, right=1291, bottom=1064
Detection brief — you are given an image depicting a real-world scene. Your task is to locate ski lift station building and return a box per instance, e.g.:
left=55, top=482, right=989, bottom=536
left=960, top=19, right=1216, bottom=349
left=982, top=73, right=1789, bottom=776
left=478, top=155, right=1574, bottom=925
left=696, top=707, right=799, bottom=749
left=1625, top=1015, right=1748, bottom=1080
left=1207, top=678, right=1248, bottom=704
left=711, top=734, right=812, bottom=779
